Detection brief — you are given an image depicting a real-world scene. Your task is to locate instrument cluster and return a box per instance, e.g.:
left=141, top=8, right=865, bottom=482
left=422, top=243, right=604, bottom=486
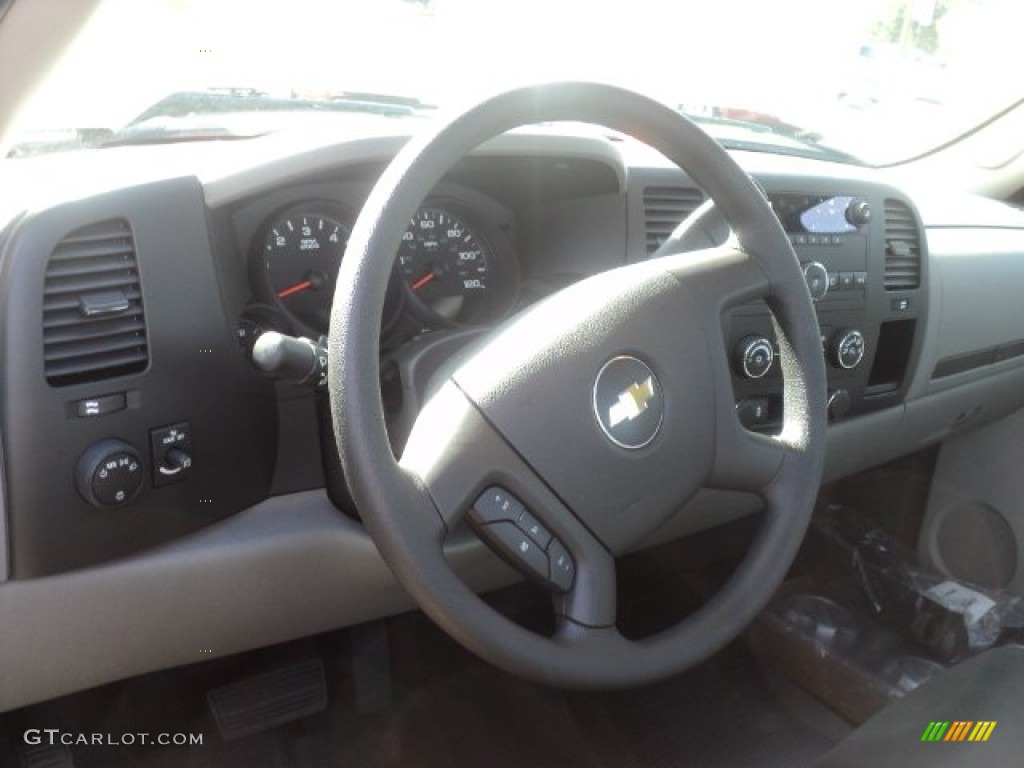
left=243, top=193, right=517, bottom=346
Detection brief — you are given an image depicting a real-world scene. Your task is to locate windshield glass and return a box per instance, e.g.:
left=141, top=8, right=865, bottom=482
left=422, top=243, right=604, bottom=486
left=7, top=0, right=1023, bottom=165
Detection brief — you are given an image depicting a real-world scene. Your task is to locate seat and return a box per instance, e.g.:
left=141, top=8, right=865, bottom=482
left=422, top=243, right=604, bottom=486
left=814, top=644, right=1024, bottom=767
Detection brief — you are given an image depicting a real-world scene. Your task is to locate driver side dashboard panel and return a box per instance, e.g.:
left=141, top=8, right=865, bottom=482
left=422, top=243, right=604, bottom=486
left=0, top=177, right=277, bottom=578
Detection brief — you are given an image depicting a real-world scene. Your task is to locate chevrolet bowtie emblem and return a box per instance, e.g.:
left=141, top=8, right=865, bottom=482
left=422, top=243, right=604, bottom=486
left=608, top=377, right=655, bottom=428
left=593, top=356, right=664, bottom=449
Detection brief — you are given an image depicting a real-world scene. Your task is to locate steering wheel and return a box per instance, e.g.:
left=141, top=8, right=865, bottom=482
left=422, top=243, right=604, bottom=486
left=329, top=82, right=827, bottom=688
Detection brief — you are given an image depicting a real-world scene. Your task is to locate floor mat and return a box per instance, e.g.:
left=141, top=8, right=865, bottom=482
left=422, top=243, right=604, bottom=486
left=5, top=621, right=850, bottom=768
left=331, top=640, right=851, bottom=768
left=4, top=536, right=853, bottom=768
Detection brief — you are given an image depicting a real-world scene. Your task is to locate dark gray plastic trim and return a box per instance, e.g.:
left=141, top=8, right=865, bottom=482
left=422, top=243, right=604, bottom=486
left=202, top=132, right=626, bottom=209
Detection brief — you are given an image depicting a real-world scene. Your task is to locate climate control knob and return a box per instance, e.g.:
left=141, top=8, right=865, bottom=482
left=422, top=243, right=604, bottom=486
left=75, top=439, right=144, bottom=509
left=802, top=261, right=829, bottom=302
left=734, top=336, right=775, bottom=379
left=831, top=329, right=866, bottom=370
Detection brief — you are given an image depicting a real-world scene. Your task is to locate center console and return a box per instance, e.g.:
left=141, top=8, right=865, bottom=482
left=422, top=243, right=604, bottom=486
left=728, top=183, right=927, bottom=430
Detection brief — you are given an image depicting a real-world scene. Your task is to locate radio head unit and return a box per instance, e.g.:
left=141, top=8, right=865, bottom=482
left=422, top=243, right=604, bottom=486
left=770, top=193, right=872, bottom=234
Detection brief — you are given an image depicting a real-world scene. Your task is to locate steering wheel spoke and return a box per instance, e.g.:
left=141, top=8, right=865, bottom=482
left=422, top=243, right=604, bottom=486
left=709, top=418, right=790, bottom=494
left=552, top=527, right=616, bottom=628
left=400, top=379, right=617, bottom=624
left=399, top=379, right=504, bottom=531
left=382, top=327, right=487, bottom=453
left=661, top=244, right=772, bottom=315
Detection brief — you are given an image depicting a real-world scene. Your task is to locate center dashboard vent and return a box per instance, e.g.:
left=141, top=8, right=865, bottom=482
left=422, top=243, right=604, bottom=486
left=43, top=218, right=149, bottom=386
left=883, top=199, right=922, bottom=291
left=643, top=186, right=705, bottom=255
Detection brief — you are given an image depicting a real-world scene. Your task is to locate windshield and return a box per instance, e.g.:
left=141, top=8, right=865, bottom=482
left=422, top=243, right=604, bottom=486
left=7, top=0, right=1023, bottom=165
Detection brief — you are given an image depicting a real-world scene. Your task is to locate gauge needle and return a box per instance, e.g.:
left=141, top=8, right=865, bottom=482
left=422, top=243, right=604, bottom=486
left=277, top=280, right=313, bottom=298
left=411, top=272, right=435, bottom=291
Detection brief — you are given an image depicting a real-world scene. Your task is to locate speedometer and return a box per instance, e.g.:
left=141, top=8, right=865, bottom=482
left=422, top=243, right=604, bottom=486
left=398, top=206, right=495, bottom=324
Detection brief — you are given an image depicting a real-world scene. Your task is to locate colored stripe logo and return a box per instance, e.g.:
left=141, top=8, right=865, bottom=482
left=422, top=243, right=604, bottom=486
left=921, top=721, right=996, bottom=742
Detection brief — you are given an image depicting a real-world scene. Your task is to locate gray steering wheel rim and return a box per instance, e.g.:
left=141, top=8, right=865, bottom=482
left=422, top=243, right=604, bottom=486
left=329, top=82, right=827, bottom=688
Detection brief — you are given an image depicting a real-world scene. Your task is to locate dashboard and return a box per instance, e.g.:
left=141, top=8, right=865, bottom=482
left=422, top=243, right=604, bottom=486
left=3, top=126, right=1024, bottom=711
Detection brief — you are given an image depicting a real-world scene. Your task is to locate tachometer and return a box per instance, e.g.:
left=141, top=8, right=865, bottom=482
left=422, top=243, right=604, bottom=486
left=261, top=205, right=350, bottom=331
left=398, top=206, right=496, bottom=324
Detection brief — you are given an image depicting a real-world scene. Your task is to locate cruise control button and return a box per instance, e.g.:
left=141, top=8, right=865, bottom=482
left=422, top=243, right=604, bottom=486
left=516, top=509, right=552, bottom=548
left=547, top=539, right=576, bottom=593
left=839, top=272, right=855, bottom=290
left=483, top=521, right=550, bottom=581
left=470, top=487, right=524, bottom=524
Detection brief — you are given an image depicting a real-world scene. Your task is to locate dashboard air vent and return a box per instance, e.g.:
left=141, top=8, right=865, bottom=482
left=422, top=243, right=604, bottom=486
left=643, top=186, right=705, bottom=255
left=883, top=199, right=922, bottom=291
left=43, top=218, right=148, bottom=386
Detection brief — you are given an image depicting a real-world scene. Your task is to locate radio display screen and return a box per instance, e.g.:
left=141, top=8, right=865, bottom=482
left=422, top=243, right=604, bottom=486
left=770, top=194, right=857, bottom=234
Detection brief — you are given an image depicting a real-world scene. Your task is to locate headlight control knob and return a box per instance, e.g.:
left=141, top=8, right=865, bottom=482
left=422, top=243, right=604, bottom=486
left=75, top=439, right=144, bottom=508
left=734, top=335, right=775, bottom=379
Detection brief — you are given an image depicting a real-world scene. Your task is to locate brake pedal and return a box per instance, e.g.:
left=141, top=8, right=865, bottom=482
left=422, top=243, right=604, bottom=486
left=207, top=658, right=327, bottom=741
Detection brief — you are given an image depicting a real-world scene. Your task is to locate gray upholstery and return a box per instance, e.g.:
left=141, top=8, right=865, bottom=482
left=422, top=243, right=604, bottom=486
left=815, top=645, right=1024, bottom=767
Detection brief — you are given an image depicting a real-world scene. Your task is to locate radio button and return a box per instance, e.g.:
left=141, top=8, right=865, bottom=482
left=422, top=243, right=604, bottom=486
left=802, top=262, right=829, bottom=301
left=471, top=487, right=524, bottom=524
left=481, top=521, right=550, bottom=582
left=547, top=540, right=576, bottom=592
left=846, top=199, right=873, bottom=227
